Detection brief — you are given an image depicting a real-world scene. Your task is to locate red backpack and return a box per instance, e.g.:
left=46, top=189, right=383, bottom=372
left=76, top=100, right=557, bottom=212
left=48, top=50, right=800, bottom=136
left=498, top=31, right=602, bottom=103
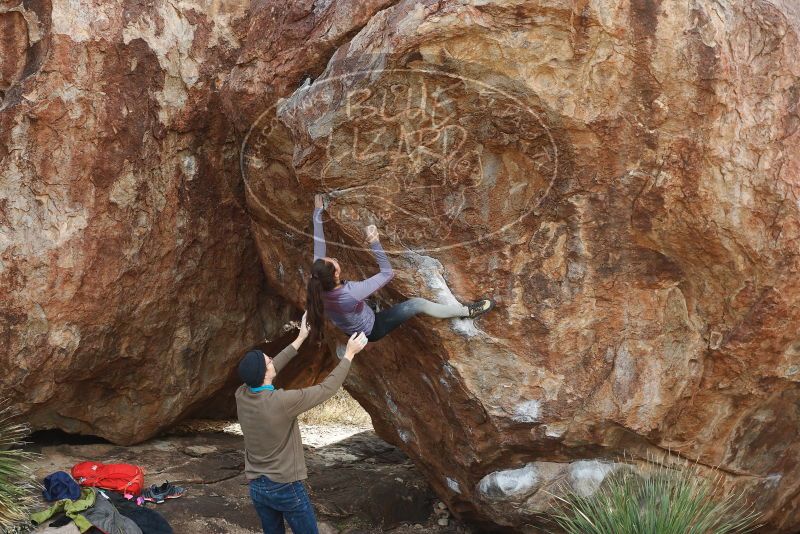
left=71, top=461, right=145, bottom=496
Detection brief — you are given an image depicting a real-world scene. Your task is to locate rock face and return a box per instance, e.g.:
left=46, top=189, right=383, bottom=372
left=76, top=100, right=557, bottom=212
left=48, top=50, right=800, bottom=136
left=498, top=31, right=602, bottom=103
left=4, top=0, right=800, bottom=531
left=0, top=0, right=292, bottom=444
left=234, top=0, right=800, bottom=531
left=0, top=0, right=398, bottom=441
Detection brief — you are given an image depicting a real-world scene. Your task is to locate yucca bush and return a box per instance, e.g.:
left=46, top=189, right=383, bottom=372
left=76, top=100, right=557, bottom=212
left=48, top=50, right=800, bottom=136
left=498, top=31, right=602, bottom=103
left=0, top=402, right=39, bottom=534
left=548, top=456, right=761, bottom=534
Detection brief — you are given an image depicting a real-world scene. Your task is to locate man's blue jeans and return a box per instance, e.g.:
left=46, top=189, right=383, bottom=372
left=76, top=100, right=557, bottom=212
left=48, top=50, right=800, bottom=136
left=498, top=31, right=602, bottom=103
left=249, top=476, right=319, bottom=534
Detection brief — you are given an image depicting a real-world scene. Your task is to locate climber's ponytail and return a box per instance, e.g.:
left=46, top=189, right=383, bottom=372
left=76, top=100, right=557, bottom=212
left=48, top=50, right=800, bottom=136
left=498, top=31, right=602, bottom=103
left=306, top=258, right=336, bottom=345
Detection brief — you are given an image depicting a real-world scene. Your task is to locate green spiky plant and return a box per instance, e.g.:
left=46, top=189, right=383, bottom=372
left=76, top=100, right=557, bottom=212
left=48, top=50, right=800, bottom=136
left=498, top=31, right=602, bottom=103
left=547, top=455, right=761, bottom=534
left=0, top=402, right=39, bottom=534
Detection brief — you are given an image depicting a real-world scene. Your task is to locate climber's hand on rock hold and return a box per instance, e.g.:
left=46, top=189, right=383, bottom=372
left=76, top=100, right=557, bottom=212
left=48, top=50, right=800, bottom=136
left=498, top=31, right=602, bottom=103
left=344, top=332, right=368, bottom=361
left=365, top=225, right=379, bottom=244
left=314, top=194, right=324, bottom=210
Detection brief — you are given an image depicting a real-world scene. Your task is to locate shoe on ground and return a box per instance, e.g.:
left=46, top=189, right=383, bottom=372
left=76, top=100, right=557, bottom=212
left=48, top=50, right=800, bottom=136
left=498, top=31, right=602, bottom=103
left=466, top=298, right=495, bottom=319
left=142, top=481, right=186, bottom=504
left=141, top=485, right=164, bottom=504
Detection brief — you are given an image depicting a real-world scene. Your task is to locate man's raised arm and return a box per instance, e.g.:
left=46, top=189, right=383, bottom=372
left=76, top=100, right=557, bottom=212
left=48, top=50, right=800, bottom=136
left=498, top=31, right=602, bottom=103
left=280, top=332, right=367, bottom=418
left=272, top=312, right=311, bottom=374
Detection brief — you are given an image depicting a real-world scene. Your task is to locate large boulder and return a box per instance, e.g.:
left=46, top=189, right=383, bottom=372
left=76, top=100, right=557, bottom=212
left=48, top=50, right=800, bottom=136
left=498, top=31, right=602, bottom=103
left=3, top=0, right=800, bottom=531
left=0, top=0, right=400, bottom=442
left=235, top=0, right=800, bottom=531
left=0, top=0, right=291, bottom=444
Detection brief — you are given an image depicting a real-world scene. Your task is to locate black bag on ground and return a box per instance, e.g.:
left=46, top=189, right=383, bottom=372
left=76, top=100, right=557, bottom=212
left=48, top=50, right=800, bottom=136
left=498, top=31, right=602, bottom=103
left=106, top=492, right=174, bottom=534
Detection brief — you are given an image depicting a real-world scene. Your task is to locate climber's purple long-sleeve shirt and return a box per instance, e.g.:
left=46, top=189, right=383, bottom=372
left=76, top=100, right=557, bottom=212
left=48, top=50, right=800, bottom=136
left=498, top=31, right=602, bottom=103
left=313, top=208, right=394, bottom=336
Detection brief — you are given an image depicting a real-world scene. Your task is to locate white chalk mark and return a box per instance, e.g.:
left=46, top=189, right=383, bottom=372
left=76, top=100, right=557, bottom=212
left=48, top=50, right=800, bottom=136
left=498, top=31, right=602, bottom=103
left=512, top=400, right=541, bottom=423
left=478, top=463, right=539, bottom=499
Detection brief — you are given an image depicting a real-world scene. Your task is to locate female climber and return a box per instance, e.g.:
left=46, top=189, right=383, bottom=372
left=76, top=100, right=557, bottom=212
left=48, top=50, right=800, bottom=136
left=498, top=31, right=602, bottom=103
left=306, top=194, right=494, bottom=343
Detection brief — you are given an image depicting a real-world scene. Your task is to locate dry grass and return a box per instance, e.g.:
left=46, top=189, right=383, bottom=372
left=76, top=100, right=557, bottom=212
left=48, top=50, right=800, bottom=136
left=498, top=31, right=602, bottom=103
left=169, top=390, right=372, bottom=437
left=298, top=389, right=372, bottom=427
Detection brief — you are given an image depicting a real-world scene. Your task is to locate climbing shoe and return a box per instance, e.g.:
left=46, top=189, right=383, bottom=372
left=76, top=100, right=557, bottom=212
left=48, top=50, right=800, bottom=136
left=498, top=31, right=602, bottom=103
left=466, top=298, right=495, bottom=319
left=141, top=481, right=186, bottom=504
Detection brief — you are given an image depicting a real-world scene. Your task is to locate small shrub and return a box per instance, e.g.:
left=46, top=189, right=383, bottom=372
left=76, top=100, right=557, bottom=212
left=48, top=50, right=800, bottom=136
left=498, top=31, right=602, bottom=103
left=0, top=403, right=39, bottom=533
left=547, top=455, right=760, bottom=534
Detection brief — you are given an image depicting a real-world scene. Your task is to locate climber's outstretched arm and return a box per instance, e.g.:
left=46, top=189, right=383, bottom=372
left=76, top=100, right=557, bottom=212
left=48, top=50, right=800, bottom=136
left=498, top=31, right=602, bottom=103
left=313, top=194, right=326, bottom=261
left=347, top=225, right=394, bottom=301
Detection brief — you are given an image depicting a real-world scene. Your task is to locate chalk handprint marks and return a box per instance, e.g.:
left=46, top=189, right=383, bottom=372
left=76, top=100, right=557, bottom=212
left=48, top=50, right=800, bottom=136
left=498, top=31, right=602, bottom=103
left=242, top=60, right=561, bottom=253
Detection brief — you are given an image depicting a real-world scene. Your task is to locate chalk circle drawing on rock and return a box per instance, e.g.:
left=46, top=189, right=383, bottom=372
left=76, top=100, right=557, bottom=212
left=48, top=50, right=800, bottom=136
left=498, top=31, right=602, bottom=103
left=241, top=56, right=562, bottom=254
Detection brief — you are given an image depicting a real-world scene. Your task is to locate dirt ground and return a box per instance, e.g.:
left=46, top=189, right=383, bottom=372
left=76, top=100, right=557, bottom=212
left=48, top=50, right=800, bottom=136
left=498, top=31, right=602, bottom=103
left=25, top=421, right=476, bottom=534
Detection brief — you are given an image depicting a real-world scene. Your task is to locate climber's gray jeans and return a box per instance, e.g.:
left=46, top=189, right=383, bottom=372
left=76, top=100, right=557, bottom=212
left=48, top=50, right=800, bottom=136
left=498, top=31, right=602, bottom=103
left=367, top=297, right=468, bottom=341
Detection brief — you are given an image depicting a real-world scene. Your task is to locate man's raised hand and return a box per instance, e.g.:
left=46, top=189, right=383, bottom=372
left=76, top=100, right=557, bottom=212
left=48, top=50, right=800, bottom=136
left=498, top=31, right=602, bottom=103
left=344, top=332, right=368, bottom=361
left=314, top=194, right=324, bottom=210
left=298, top=311, right=310, bottom=340
left=291, top=311, right=311, bottom=351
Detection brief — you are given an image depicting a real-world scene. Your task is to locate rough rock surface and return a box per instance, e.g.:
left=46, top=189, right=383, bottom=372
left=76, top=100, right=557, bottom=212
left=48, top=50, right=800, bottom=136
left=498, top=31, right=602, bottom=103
left=4, top=0, right=800, bottom=532
left=234, top=0, right=800, bottom=532
left=0, top=0, right=412, bottom=444
left=0, top=0, right=291, bottom=444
